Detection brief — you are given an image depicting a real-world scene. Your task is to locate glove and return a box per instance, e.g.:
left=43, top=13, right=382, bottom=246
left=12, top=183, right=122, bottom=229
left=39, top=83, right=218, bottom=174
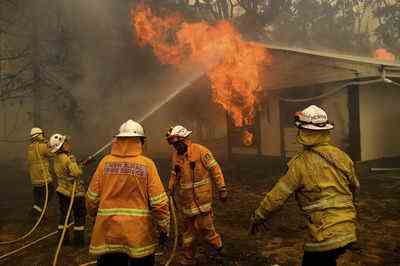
left=219, top=189, right=228, bottom=203
left=249, top=209, right=269, bottom=235
left=159, top=231, right=169, bottom=248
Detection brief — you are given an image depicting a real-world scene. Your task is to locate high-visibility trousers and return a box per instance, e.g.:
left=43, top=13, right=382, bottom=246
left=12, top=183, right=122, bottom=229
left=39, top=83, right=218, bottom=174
left=57, top=192, right=86, bottom=232
left=32, top=182, right=54, bottom=214
left=180, top=211, right=222, bottom=265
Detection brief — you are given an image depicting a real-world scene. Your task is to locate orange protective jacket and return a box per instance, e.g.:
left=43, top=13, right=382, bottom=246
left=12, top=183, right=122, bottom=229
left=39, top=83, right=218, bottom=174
left=86, top=138, right=170, bottom=258
left=256, top=130, right=360, bottom=252
left=168, top=141, right=226, bottom=217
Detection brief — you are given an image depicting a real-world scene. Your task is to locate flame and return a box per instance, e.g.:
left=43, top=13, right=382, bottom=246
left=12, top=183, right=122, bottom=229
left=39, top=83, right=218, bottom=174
left=374, top=48, right=396, bottom=62
left=131, top=5, right=271, bottom=127
left=242, top=130, right=254, bottom=146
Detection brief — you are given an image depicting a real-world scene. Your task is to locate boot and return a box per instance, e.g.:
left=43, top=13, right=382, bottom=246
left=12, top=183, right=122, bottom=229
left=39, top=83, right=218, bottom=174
left=73, top=230, right=85, bottom=247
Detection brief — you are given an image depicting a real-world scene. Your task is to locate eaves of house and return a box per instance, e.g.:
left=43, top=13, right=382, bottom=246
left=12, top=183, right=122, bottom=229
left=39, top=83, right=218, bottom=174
left=263, top=44, right=400, bottom=91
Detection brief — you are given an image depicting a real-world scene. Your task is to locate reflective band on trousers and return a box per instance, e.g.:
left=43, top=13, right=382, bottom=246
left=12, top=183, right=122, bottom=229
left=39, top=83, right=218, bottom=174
left=180, top=178, right=209, bottom=190
left=87, top=190, right=99, bottom=201
left=302, top=195, right=354, bottom=212
left=304, top=234, right=356, bottom=252
left=182, top=203, right=212, bottom=216
left=74, top=226, right=85, bottom=231
left=90, top=243, right=157, bottom=258
left=150, top=192, right=168, bottom=206
left=33, top=205, right=43, bottom=212
left=97, top=208, right=151, bottom=217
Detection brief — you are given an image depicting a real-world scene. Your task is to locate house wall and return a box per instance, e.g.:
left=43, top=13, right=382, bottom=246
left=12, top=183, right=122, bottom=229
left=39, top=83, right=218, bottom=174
left=359, top=83, right=400, bottom=161
left=259, top=94, right=281, bottom=157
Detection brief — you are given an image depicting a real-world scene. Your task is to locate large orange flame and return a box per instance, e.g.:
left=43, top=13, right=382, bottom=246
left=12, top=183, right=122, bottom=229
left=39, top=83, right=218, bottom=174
left=131, top=5, right=271, bottom=127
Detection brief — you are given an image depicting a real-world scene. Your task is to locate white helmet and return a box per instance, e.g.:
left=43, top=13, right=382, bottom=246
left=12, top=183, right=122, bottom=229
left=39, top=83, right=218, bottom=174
left=30, top=127, right=43, bottom=137
left=116, top=119, right=145, bottom=138
left=166, top=125, right=192, bottom=143
left=294, top=105, right=334, bottom=131
left=49, top=133, right=67, bottom=153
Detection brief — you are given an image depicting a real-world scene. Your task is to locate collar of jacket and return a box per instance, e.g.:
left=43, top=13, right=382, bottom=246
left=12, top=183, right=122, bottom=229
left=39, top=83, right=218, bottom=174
left=111, top=137, right=142, bottom=157
left=296, top=128, right=331, bottom=147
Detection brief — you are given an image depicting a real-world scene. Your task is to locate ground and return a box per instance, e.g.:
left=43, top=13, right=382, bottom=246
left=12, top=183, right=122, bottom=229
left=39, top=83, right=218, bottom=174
left=0, top=160, right=399, bottom=266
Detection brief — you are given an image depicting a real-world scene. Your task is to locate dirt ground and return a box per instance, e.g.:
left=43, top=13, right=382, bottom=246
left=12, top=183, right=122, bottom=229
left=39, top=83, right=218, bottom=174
left=0, top=160, right=399, bottom=266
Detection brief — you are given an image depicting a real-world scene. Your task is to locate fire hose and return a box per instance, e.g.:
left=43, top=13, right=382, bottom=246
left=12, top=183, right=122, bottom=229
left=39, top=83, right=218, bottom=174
left=0, top=143, right=49, bottom=245
left=0, top=231, right=59, bottom=261
left=52, top=180, right=77, bottom=266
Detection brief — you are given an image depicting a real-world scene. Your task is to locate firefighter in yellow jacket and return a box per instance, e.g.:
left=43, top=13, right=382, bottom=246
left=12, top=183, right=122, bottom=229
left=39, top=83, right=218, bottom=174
left=49, top=133, right=86, bottom=246
left=166, top=125, right=227, bottom=265
left=27, top=127, right=54, bottom=217
left=250, top=105, right=360, bottom=266
left=86, top=120, right=170, bottom=266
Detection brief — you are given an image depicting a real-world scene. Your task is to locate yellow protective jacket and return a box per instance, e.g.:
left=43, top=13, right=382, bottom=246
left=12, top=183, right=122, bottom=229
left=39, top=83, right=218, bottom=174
left=168, top=141, right=226, bottom=217
left=27, top=141, right=53, bottom=186
left=256, top=130, right=360, bottom=252
left=54, top=152, right=85, bottom=197
left=86, top=138, right=170, bottom=258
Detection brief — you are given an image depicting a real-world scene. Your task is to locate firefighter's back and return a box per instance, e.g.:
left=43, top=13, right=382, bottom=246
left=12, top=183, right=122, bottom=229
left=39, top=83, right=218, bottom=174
left=292, top=144, right=358, bottom=251
left=90, top=153, right=159, bottom=258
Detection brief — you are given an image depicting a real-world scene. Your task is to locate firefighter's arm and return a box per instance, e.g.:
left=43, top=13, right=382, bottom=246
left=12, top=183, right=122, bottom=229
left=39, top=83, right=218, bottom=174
left=39, top=143, right=53, bottom=158
left=256, top=165, right=301, bottom=219
left=67, top=155, right=83, bottom=178
left=201, top=150, right=227, bottom=201
left=148, top=160, right=170, bottom=235
left=86, top=159, right=103, bottom=217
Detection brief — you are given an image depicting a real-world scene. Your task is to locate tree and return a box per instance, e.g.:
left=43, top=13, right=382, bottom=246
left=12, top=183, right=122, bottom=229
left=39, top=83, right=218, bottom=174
left=0, top=0, right=83, bottom=130
left=375, top=1, right=400, bottom=54
left=148, top=0, right=398, bottom=57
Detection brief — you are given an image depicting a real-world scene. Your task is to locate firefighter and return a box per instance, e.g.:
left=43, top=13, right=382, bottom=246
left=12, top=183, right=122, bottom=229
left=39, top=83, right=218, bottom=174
left=27, top=127, right=54, bottom=218
left=166, top=125, right=228, bottom=265
left=250, top=105, right=360, bottom=266
left=49, top=133, right=86, bottom=246
left=86, top=120, right=170, bottom=266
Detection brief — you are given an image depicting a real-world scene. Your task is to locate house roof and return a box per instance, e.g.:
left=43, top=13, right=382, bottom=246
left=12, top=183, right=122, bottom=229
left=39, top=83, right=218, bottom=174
left=263, top=44, right=400, bottom=90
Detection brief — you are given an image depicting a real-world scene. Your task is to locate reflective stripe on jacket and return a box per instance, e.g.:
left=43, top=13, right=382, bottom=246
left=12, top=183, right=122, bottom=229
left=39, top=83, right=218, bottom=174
left=256, top=130, right=359, bottom=252
left=54, top=153, right=85, bottom=197
left=168, top=142, right=226, bottom=217
left=27, top=142, right=52, bottom=186
left=86, top=138, right=170, bottom=258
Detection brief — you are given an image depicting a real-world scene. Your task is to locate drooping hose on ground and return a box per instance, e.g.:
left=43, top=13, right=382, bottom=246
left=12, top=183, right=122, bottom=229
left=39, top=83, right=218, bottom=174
left=0, top=230, right=59, bottom=261
left=52, top=180, right=77, bottom=266
left=0, top=143, right=49, bottom=245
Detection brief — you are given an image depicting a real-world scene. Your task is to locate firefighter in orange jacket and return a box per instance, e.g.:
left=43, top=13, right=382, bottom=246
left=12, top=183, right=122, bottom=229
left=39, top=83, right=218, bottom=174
left=27, top=127, right=54, bottom=218
left=49, top=133, right=86, bottom=246
left=86, top=120, right=170, bottom=266
left=250, top=105, right=360, bottom=266
left=166, top=125, right=227, bottom=265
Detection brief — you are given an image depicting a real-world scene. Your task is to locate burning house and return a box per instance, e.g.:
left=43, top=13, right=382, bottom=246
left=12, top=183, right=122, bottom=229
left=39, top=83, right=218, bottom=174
left=132, top=5, right=400, bottom=173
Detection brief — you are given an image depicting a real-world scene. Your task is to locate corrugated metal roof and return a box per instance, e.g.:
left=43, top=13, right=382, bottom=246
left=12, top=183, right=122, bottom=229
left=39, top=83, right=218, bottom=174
left=263, top=44, right=400, bottom=90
